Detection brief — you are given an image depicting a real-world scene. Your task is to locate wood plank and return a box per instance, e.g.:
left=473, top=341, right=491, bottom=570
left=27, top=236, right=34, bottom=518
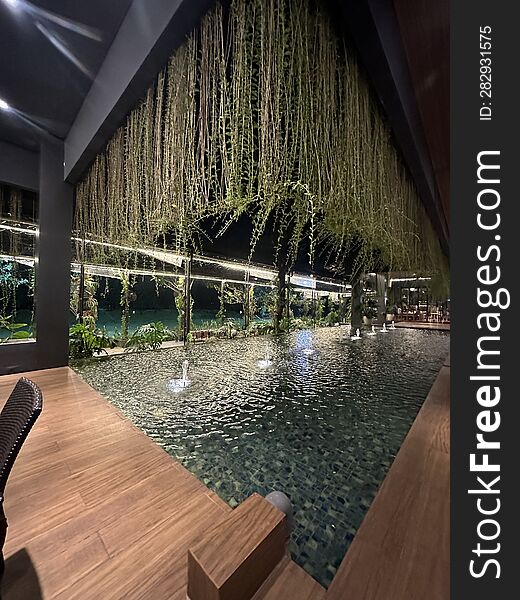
left=188, top=493, right=288, bottom=600
left=254, top=557, right=326, bottom=600
left=1, top=367, right=231, bottom=600
left=53, top=496, right=227, bottom=600
left=394, top=321, right=450, bottom=331
left=2, top=367, right=319, bottom=600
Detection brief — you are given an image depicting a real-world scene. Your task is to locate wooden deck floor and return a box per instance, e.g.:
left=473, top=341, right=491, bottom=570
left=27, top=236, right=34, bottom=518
left=394, top=321, right=450, bottom=332
left=0, top=367, right=233, bottom=599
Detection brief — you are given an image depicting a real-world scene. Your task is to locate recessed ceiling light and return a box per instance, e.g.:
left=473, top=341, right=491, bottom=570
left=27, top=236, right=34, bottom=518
left=0, top=98, right=10, bottom=111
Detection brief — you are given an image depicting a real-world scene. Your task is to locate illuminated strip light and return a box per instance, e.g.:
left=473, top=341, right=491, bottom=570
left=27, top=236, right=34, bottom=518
left=193, top=256, right=275, bottom=281
left=0, top=253, right=35, bottom=266
left=191, top=275, right=273, bottom=288
left=0, top=223, right=38, bottom=235
left=75, top=237, right=349, bottom=289
left=290, top=274, right=316, bottom=289
left=2, top=222, right=350, bottom=289
left=3, top=254, right=350, bottom=296
left=70, top=263, right=275, bottom=288
left=389, top=276, right=432, bottom=285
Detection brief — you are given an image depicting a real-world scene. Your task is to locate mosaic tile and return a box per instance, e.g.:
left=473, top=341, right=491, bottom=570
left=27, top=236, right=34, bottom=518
left=75, top=327, right=449, bottom=587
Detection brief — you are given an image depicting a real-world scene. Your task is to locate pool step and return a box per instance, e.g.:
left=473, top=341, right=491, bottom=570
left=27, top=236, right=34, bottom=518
left=253, top=556, right=326, bottom=600
left=187, top=492, right=325, bottom=600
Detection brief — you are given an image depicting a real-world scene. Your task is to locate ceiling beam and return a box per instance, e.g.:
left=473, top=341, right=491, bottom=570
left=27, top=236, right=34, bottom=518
left=64, top=0, right=215, bottom=184
left=335, top=0, right=449, bottom=255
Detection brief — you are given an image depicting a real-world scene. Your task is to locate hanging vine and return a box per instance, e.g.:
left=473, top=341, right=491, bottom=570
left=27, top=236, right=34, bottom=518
left=75, top=0, right=449, bottom=285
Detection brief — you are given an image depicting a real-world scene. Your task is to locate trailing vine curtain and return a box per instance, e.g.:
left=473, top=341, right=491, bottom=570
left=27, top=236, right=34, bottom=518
left=75, top=0, right=449, bottom=284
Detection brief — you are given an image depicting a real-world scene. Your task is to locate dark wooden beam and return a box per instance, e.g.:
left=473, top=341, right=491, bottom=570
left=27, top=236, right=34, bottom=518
left=393, top=0, right=450, bottom=231
left=64, top=0, right=216, bottom=183
left=333, top=0, right=449, bottom=254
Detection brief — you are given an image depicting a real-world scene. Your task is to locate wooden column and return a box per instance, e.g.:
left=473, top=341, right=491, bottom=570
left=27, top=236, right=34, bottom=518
left=187, top=494, right=288, bottom=600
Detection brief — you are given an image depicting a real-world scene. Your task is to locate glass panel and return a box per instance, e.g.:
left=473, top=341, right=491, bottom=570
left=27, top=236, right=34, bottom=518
left=0, top=182, right=38, bottom=343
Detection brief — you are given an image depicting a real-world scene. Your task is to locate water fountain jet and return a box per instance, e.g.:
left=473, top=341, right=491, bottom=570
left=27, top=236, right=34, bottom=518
left=350, top=328, right=361, bottom=340
left=258, top=346, right=273, bottom=368
left=167, top=359, right=191, bottom=392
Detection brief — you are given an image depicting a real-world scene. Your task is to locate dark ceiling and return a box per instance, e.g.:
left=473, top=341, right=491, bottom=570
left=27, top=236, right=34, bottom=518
left=0, top=0, right=132, bottom=151
left=393, top=0, right=450, bottom=231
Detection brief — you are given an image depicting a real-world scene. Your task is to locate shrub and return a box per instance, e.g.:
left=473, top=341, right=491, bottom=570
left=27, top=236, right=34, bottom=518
left=0, top=315, right=31, bottom=343
left=125, top=321, right=174, bottom=352
left=325, top=310, right=339, bottom=326
left=361, top=298, right=378, bottom=319
left=69, top=323, right=113, bottom=359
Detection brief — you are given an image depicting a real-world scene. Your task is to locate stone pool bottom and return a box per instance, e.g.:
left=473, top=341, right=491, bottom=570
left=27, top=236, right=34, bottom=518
left=74, top=326, right=449, bottom=587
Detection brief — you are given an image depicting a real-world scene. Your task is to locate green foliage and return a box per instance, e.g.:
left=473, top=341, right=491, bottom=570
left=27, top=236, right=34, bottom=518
left=255, top=287, right=276, bottom=319
left=70, top=272, right=99, bottom=321
left=315, top=297, right=324, bottom=322
left=213, top=282, right=254, bottom=327
left=325, top=310, right=339, bottom=326
left=125, top=321, right=175, bottom=352
left=75, top=0, right=449, bottom=285
left=361, top=298, right=378, bottom=319
left=246, top=321, right=273, bottom=336
left=119, top=270, right=133, bottom=342
left=0, top=315, right=31, bottom=343
left=289, top=317, right=315, bottom=330
left=69, top=323, right=112, bottom=359
left=0, top=259, right=29, bottom=314
left=192, top=319, right=219, bottom=331
left=155, top=275, right=193, bottom=336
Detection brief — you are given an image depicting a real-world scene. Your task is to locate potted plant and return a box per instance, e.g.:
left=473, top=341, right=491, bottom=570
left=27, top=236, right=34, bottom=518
left=362, top=298, right=378, bottom=325
left=386, top=303, right=398, bottom=323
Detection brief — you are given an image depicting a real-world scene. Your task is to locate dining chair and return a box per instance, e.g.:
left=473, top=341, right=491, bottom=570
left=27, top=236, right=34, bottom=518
left=0, top=377, right=43, bottom=588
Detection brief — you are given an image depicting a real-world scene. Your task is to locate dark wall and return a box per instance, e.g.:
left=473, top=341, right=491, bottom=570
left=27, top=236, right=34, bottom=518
left=0, top=141, right=38, bottom=192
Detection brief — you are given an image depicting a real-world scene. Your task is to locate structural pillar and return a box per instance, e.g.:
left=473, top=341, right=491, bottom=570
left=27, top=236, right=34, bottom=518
left=375, top=273, right=387, bottom=324
left=35, top=139, right=73, bottom=368
left=351, top=277, right=363, bottom=330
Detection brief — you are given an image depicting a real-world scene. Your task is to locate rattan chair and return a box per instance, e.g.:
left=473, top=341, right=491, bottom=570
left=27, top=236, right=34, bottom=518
left=0, top=377, right=43, bottom=587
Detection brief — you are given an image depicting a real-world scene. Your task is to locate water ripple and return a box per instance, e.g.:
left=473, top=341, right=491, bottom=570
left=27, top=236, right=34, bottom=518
left=75, top=326, right=449, bottom=587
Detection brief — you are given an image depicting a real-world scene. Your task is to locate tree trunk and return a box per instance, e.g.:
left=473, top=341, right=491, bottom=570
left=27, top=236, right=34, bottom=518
left=375, top=273, right=387, bottom=324
left=78, top=263, right=85, bottom=323
left=274, top=265, right=287, bottom=334
left=183, top=254, right=192, bottom=343
left=121, top=288, right=130, bottom=342
left=351, top=277, right=363, bottom=330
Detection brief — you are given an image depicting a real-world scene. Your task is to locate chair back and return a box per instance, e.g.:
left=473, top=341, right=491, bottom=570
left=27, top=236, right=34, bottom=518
left=0, top=378, right=43, bottom=500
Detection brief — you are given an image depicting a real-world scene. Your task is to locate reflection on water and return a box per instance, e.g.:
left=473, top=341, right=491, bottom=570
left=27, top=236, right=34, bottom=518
left=75, top=326, right=449, bottom=587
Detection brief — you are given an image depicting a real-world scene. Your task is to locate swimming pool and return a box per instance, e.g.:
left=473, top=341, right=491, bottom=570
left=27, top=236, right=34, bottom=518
left=74, top=326, right=449, bottom=587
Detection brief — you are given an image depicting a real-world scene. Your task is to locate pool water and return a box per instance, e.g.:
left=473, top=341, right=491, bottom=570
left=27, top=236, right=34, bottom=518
left=74, top=326, right=449, bottom=587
